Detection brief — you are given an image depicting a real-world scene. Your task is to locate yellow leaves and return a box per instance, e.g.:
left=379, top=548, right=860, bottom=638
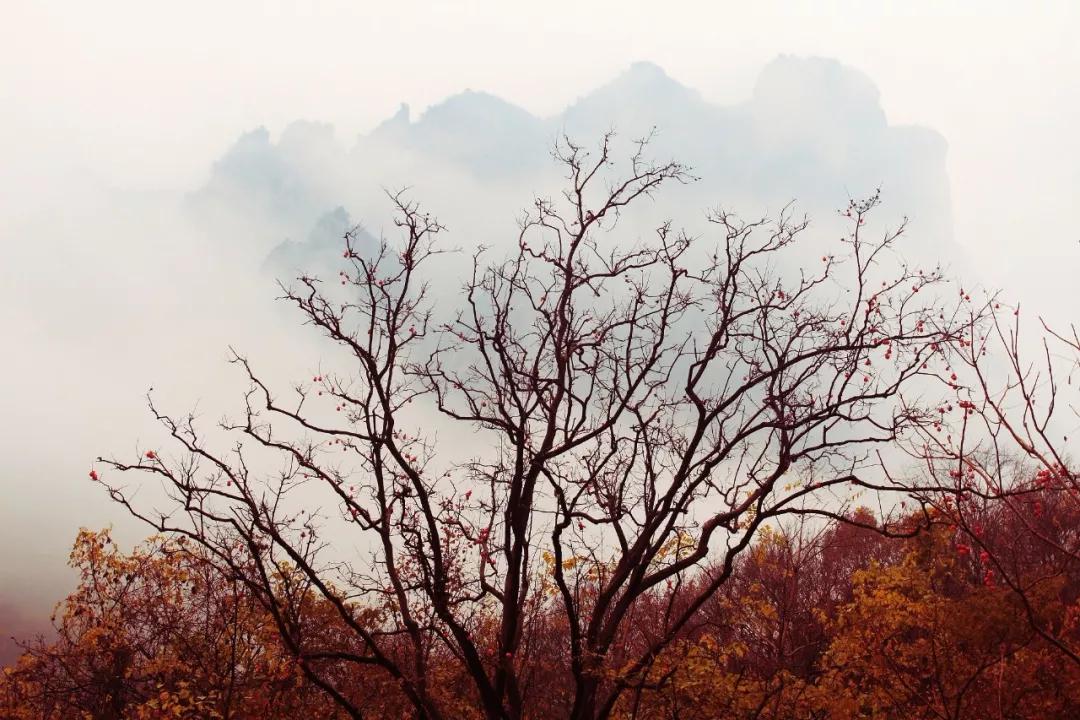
left=812, top=533, right=1054, bottom=719
left=542, top=549, right=594, bottom=578
left=616, top=635, right=812, bottom=720
left=132, top=682, right=223, bottom=720
left=541, top=550, right=577, bottom=570
left=653, top=529, right=696, bottom=565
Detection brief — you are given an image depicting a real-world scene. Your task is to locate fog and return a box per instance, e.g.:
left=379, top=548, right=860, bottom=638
left=2, top=0, right=1078, bottom=658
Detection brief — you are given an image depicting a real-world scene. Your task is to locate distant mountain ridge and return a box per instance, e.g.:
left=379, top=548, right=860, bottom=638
left=189, top=56, right=955, bottom=277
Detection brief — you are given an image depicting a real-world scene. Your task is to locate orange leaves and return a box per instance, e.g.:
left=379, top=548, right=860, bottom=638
left=9, top=508, right=1080, bottom=719
left=1, top=529, right=341, bottom=719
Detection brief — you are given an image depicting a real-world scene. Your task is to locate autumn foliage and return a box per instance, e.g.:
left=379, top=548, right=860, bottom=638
left=6, top=493, right=1080, bottom=719
left=0, top=529, right=340, bottom=719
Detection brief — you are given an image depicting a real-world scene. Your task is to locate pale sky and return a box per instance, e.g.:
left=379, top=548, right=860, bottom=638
left=1, top=0, right=1078, bottom=632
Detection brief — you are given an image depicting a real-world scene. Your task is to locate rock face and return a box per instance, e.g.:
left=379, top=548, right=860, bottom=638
left=189, top=56, right=956, bottom=273
left=369, top=91, right=551, bottom=180
left=189, top=122, right=347, bottom=243
left=262, top=207, right=378, bottom=283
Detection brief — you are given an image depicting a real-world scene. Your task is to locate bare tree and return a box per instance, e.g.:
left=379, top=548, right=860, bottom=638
left=97, top=135, right=972, bottom=720
left=908, top=305, right=1080, bottom=667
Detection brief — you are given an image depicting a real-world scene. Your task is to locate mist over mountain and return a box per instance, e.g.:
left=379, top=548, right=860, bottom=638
left=370, top=92, right=551, bottom=180
left=188, top=56, right=957, bottom=277
left=262, top=206, right=379, bottom=280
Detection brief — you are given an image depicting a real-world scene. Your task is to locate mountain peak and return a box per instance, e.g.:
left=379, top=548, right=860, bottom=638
left=751, top=55, right=886, bottom=131
left=605, top=61, right=691, bottom=96
left=371, top=103, right=411, bottom=140
left=420, top=89, right=537, bottom=126
left=559, top=61, right=710, bottom=139
left=623, top=60, right=670, bottom=81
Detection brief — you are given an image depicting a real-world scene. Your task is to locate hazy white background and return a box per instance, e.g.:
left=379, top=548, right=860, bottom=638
left=2, top=0, right=1078, bottom=650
